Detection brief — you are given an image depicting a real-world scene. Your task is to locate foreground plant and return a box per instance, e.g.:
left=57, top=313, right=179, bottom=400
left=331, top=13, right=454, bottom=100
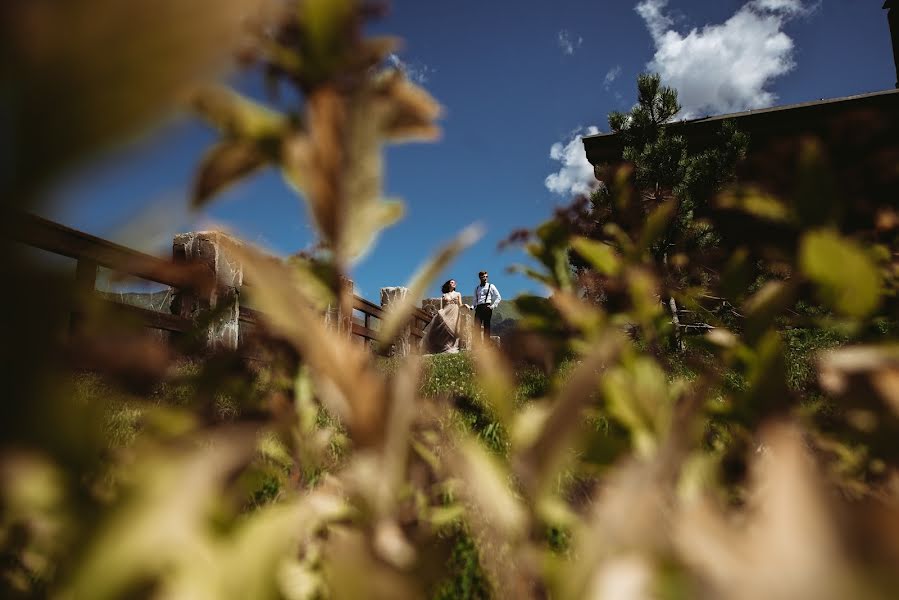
left=3, top=1, right=899, bottom=599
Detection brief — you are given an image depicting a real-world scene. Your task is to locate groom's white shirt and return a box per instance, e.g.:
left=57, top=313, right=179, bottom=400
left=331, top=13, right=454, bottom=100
left=474, top=283, right=501, bottom=309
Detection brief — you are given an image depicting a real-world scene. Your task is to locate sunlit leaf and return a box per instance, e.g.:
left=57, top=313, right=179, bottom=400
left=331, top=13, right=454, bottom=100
left=551, top=290, right=605, bottom=338
left=717, top=187, right=792, bottom=222
left=192, top=85, right=287, bottom=140
left=222, top=239, right=388, bottom=447
left=64, top=428, right=257, bottom=600
left=571, top=237, right=621, bottom=276
left=601, top=357, right=672, bottom=457
left=515, top=334, right=626, bottom=500
left=472, top=342, right=515, bottom=428
left=675, top=422, right=854, bottom=599
left=800, top=229, right=882, bottom=318
left=454, top=439, right=527, bottom=540
left=213, top=491, right=350, bottom=599
left=374, top=71, right=443, bottom=142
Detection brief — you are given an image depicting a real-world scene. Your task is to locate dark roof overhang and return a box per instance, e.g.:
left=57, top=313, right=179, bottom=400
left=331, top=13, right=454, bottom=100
left=582, top=88, right=899, bottom=167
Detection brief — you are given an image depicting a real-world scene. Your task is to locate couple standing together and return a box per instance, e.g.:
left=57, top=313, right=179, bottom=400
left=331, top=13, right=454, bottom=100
left=421, top=271, right=502, bottom=354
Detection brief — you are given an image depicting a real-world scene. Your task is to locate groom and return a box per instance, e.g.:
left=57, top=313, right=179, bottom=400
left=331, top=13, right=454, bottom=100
left=474, top=271, right=501, bottom=341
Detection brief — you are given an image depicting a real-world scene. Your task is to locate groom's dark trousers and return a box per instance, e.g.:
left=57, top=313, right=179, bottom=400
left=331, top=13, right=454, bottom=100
left=475, top=304, right=493, bottom=338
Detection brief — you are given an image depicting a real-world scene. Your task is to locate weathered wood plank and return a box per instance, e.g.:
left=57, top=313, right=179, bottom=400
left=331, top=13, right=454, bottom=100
left=91, top=299, right=194, bottom=333
left=351, top=322, right=379, bottom=341
left=8, top=211, right=209, bottom=289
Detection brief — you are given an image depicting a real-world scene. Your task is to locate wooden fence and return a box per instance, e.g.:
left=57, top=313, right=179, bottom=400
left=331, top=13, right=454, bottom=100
left=8, top=212, right=429, bottom=353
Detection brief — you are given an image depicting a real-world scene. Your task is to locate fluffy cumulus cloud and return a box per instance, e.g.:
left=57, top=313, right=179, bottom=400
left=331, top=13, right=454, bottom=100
left=545, top=126, right=600, bottom=197
left=387, top=53, right=434, bottom=84
left=635, top=0, right=812, bottom=117
left=557, top=29, right=583, bottom=55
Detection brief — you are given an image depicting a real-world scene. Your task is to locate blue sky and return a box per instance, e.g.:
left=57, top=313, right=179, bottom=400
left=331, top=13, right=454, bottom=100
left=40, top=0, right=896, bottom=302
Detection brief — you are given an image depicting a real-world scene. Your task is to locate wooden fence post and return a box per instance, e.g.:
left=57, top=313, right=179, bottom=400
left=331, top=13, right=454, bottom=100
left=70, top=258, right=98, bottom=334
left=172, top=231, right=242, bottom=351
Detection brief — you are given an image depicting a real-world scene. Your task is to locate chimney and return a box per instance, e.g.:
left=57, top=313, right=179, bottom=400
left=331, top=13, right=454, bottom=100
left=887, top=1, right=899, bottom=87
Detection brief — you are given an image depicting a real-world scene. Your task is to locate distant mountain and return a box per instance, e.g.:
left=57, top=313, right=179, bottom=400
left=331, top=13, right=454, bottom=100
left=460, top=295, right=519, bottom=338
left=459, top=296, right=518, bottom=320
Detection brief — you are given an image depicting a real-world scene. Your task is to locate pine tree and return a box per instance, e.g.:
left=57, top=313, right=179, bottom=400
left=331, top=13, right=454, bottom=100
left=601, top=73, right=748, bottom=263
left=564, top=74, right=748, bottom=349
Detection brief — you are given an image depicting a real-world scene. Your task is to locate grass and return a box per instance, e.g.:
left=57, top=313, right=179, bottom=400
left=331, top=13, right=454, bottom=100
left=429, top=529, right=491, bottom=600
left=73, top=352, right=553, bottom=600
left=418, top=352, right=553, bottom=456
left=416, top=352, right=562, bottom=599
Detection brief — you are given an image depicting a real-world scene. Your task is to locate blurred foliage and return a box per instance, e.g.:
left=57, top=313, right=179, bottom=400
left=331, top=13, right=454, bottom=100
left=3, top=2, right=899, bottom=600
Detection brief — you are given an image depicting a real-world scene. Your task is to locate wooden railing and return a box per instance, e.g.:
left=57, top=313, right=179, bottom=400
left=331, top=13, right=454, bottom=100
left=348, top=296, right=430, bottom=344
left=8, top=212, right=431, bottom=350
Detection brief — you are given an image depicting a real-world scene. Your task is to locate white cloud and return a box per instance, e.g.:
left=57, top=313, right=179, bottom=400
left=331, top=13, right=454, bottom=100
left=557, top=29, right=583, bottom=55
left=635, top=0, right=674, bottom=39
left=603, top=65, right=622, bottom=89
left=545, top=126, right=600, bottom=197
left=751, top=0, right=809, bottom=14
left=387, top=53, right=434, bottom=84
left=635, top=0, right=813, bottom=117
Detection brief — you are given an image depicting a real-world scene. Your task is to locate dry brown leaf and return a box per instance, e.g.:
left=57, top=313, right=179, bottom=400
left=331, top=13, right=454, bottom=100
left=550, top=290, right=605, bottom=336
left=193, top=140, right=269, bottom=208
left=675, top=422, right=853, bottom=600
left=375, top=72, right=443, bottom=142
left=221, top=238, right=388, bottom=447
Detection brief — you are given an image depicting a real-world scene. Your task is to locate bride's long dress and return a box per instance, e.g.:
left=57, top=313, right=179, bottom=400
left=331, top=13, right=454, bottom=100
left=421, top=291, right=462, bottom=354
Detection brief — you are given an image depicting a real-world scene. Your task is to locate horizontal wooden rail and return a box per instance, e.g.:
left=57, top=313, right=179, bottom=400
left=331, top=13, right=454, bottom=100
left=7, top=211, right=210, bottom=290
left=239, top=306, right=263, bottom=324
left=352, top=296, right=385, bottom=319
left=97, top=299, right=194, bottom=333
left=11, top=211, right=435, bottom=352
left=351, top=322, right=379, bottom=341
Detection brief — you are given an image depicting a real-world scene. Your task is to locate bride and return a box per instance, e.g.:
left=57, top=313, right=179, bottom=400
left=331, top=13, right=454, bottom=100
left=421, top=279, right=468, bottom=354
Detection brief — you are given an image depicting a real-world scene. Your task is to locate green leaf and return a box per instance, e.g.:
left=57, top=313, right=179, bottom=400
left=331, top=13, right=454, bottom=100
left=428, top=505, right=465, bottom=528
left=192, top=86, right=287, bottom=140
left=455, top=439, right=527, bottom=539
left=571, top=237, right=621, bottom=276
left=717, top=187, right=792, bottom=222
left=800, top=229, right=882, bottom=318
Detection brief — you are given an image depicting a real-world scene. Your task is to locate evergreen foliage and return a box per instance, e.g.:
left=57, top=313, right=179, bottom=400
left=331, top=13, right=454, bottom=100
left=579, top=73, right=749, bottom=267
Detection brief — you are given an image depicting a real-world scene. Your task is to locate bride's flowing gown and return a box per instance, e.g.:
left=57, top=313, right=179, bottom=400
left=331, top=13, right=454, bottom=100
left=421, top=291, right=462, bottom=354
